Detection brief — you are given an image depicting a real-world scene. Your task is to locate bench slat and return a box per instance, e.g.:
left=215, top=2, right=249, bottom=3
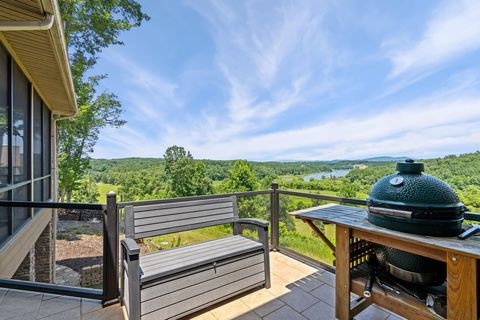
left=133, top=197, right=234, bottom=213
left=134, top=201, right=233, bottom=220
left=141, top=263, right=264, bottom=315
left=134, top=218, right=235, bottom=239
left=134, top=212, right=234, bottom=234
left=140, top=253, right=264, bottom=301
left=141, top=238, right=260, bottom=271
left=142, top=273, right=265, bottom=320
left=141, top=241, right=262, bottom=281
left=140, top=236, right=253, bottom=265
left=134, top=207, right=234, bottom=226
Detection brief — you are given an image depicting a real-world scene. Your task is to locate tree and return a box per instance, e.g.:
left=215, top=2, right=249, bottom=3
left=164, top=146, right=213, bottom=197
left=57, top=1, right=149, bottom=201
left=221, top=160, right=259, bottom=192
left=71, top=178, right=100, bottom=203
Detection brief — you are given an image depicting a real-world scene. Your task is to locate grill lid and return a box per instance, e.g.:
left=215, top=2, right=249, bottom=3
left=367, top=159, right=465, bottom=236
left=368, top=159, right=462, bottom=209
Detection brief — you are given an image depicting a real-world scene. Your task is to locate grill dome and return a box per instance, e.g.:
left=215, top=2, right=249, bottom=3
left=367, top=159, right=465, bottom=236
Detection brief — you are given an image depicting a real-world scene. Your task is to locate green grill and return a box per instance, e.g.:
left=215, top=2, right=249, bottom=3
left=367, top=159, right=465, bottom=236
left=367, top=159, right=466, bottom=286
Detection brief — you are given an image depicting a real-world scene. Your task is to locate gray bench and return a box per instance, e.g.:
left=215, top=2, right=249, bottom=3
left=121, top=196, right=270, bottom=320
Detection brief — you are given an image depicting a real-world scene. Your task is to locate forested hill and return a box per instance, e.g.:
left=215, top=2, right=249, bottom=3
left=86, top=151, right=480, bottom=210
left=88, top=157, right=371, bottom=182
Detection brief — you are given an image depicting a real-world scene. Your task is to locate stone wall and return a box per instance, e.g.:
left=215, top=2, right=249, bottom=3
left=12, top=220, right=54, bottom=283
left=35, top=221, right=54, bottom=283
left=12, top=247, right=35, bottom=281
left=80, top=264, right=103, bottom=287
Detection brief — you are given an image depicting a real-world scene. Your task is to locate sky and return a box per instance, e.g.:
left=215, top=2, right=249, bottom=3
left=92, top=0, right=480, bottom=161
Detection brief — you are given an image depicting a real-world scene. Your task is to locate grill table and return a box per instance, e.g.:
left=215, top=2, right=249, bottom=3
left=291, top=204, right=480, bottom=320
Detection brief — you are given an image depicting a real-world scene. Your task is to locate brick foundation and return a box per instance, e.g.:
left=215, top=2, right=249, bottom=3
left=80, top=264, right=103, bottom=287
left=12, top=219, right=54, bottom=283
left=12, top=247, right=35, bottom=281
left=35, top=221, right=54, bottom=283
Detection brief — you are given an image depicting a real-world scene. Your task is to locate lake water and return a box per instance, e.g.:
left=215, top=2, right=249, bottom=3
left=303, top=169, right=351, bottom=181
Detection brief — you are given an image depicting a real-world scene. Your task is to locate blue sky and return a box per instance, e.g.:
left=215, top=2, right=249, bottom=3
left=92, top=0, right=480, bottom=161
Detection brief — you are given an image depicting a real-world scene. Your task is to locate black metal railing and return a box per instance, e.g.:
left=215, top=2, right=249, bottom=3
left=0, top=193, right=118, bottom=304
left=0, top=184, right=479, bottom=306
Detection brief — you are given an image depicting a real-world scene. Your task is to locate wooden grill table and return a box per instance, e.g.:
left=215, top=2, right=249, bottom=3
left=291, top=204, right=480, bottom=320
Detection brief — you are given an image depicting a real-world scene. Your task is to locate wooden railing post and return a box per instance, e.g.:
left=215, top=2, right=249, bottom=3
left=271, top=183, right=279, bottom=250
left=104, top=191, right=119, bottom=305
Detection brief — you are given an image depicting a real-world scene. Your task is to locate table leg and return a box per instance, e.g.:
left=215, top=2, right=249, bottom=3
left=336, top=225, right=351, bottom=320
left=447, top=252, right=477, bottom=320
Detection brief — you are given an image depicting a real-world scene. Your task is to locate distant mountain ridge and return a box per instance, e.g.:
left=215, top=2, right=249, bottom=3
left=362, top=156, right=410, bottom=162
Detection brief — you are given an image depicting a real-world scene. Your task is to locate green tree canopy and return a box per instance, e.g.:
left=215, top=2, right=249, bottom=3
left=222, top=160, right=259, bottom=192
left=57, top=0, right=149, bottom=202
left=164, top=146, right=213, bottom=197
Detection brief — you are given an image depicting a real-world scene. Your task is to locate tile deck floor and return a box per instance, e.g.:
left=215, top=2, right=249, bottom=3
left=0, top=252, right=403, bottom=320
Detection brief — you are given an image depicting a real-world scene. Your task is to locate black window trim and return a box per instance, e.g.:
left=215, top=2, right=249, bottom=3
left=0, top=44, right=53, bottom=245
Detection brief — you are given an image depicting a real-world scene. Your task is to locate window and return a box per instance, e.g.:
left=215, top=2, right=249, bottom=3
left=33, top=92, right=42, bottom=178
left=43, top=106, right=51, bottom=176
left=0, top=192, right=7, bottom=243
left=12, top=63, right=30, bottom=184
left=0, top=46, right=8, bottom=186
left=12, top=185, right=29, bottom=231
left=0, top=44, right=53, bottom=246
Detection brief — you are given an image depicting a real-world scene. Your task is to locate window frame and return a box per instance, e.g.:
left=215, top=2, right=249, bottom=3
left=0, top=44, right=53, bottom=245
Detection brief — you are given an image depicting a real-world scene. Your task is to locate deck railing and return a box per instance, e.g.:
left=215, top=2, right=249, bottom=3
left=0, top=193, right=118, bottom=304
left=0, top=184, right=478, bottom=304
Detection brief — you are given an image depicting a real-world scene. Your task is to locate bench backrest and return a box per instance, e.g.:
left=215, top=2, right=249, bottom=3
left=125, top=196, right=239, bottom=239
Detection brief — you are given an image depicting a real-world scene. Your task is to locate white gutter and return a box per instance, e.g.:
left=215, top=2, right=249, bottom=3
left=0, top=14, right=54, bottom=31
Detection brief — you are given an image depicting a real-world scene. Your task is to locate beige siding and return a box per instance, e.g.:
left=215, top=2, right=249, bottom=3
left=0, top=0, right=76, bottom=115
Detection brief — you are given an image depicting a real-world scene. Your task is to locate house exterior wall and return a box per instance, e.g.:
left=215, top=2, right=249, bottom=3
left=0, top=41, right=55, bottom=280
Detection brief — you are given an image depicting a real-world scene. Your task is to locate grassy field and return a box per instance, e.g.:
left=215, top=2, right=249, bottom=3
left=96, top=183, right=119, bottom=204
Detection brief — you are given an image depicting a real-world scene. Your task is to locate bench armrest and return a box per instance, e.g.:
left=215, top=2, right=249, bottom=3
left=235, top=218, right=269, bottom=229
left=121, top=238, right=140, bottom=256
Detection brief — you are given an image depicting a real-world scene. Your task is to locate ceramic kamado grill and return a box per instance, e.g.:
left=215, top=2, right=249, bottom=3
left=366, top=159, right=466, bottom=286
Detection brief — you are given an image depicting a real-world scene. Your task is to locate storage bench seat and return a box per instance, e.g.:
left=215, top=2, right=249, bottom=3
left=121, top=196, right=270, bottom=320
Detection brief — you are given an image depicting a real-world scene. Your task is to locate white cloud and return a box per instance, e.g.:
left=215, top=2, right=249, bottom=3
left=186, top=0, right=335, bottom=140
left=389, top=0, right=480, bottom=78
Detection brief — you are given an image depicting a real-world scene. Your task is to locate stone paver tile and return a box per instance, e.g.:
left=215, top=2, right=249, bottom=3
left=82, top=304, right=124, bottom=320
left=317, top=272, right=335, bottom=287
left=272, top=263, right=311, bottom=284
left=354, top=305, right=390, bottom=320
left=278, top=286, right=319, bottom=313
left=301, top=300, right=335, bottom=320
left=266, top=275, right=291, bottom=297
left=252, top=299, right=284, bottom=318
left=210, top=298, right=250, bottom=320
left=0, top=289, right=7, bottom=305
left=240, top=289, right=277, bottom=310
left=0, top=290, right=43, bottom=319
left=40, top=307, right=81, bottom=320
left=233, top=311, right=262, bottom=320
left=42, top=294, right=61, bottom=301
left=291, top=274, right=325, bottom=292
left=273, top=254, right=321, bottom=275
left=263, top=305, right=308, bottom=320
left=189, top=311, right=217, bottom=320
left=310, top=284, right=335, bottom=307
left=38, top=295, right=81, bottom=318
left=81, top=298, right=103, bottom=315
left=4, top=311, right=38, bottom=320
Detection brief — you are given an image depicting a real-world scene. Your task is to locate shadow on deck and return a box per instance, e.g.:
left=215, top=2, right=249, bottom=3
left=0, top=252, right=402, bottom=320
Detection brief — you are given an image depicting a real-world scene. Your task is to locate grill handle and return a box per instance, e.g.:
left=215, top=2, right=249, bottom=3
left=368, top=206, right=412, bottom=219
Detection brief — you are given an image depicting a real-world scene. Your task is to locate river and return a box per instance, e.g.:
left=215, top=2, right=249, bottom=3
left=303, top=169, right=351, bottom=181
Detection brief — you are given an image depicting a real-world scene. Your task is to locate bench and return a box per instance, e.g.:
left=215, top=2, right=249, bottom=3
left=121, top=196, right=271, bottom=320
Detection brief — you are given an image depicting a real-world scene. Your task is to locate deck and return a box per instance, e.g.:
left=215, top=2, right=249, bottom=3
left=0, top=252, right=402, bottom=320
